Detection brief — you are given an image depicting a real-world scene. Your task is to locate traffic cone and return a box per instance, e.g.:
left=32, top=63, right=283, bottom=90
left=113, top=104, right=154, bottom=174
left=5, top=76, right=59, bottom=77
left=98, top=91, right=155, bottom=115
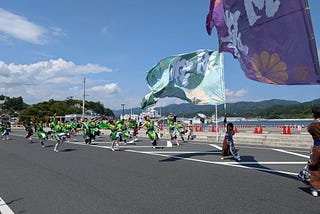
left=235, top=126, right=238, bottom=133
left=211, top=126, right=215, bottom=132
left=287, top=125, right=291, bottom=134
left=254, top=127, right=258, bottom=134
left=282, top=126, right=287, bottom=134
left=259, top=125, right=263, bottom=134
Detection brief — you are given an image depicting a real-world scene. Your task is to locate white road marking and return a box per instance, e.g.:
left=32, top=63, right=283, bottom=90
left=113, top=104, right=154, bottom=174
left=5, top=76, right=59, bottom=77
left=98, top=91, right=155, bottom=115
left=68, top=141, right=171, bottom=149
left=272, top=149, right=310, bottom=159
left=125, top=150, right=299, bottom=176
left=144, top=151, right=221, bottom=154
left=209, top=144, right=222, bottom=150
left=0, top=197, right=15, bottom=214
left=222, top=161, right=306, bottom=165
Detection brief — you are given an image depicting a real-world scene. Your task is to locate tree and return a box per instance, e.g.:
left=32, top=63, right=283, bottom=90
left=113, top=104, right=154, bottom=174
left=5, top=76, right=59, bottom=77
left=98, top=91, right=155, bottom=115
left=18, top=99, right=115, bottom=122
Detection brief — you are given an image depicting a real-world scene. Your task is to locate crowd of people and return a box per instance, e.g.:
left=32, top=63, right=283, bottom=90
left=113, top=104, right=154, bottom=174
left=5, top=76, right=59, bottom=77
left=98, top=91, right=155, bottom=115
left=1, top=113, right=195, bottom=153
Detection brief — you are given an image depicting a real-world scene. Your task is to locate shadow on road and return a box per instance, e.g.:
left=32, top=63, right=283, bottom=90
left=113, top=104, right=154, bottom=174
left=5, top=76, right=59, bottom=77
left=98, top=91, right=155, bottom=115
left=238, top=155, right=298, bottom=181
left=61, top=148, right=77, bottom=152
left=159, top=152, right=299, bottom=181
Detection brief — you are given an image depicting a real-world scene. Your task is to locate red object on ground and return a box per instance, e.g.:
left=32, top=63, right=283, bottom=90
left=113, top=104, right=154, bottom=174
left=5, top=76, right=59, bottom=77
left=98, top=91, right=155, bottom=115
left=287, top=125, right=291, bottom=134
left=235, top=126, right=238, bottom=133
left=259, top=125, right=263, bottom=134
left=254, top=127, right=258, bottom=134
left=211, top=126, right=215, bottom=132
left=282, top=126, right=287, bottom=134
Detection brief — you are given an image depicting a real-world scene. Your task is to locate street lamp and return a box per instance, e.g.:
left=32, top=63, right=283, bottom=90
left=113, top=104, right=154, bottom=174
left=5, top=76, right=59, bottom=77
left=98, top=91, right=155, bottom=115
left=121, top=104, right=125, bottom=119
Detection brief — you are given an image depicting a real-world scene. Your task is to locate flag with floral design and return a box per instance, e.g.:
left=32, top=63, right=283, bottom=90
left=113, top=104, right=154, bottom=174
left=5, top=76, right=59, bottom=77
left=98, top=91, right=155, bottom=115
left=206, top=0, right=320, bottom=85
left=141, top=50, right=224, bottom=109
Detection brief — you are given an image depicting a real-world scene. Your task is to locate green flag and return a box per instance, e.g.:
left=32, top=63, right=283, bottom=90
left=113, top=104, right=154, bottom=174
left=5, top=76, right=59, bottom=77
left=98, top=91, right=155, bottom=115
left=141, top=50, right=224, bottom=109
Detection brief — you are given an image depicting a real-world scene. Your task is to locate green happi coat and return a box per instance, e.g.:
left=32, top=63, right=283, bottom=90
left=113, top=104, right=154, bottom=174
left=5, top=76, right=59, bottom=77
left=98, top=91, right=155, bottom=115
left=82, top=121, right=91, bottom=140
left=52, top=122, right=64, bottom=141
left=35, top=123, right=47, bottom=140
left=145, top=120, right=157, bottom=140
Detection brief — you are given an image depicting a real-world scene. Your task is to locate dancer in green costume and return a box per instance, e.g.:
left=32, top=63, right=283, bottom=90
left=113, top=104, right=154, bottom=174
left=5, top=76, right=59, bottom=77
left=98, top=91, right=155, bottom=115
left=24, top=121, right=33, bottom=143
left=51, top=117, right=67, bottom=152
left=106, top=120, right=121, bottom=151
left=35, top=121, right=48, bottom=147
left=88, top=118, right=100, bottom=141
left=139, top=115, right=158, bottom=147
left=168, top=119, right=179, bottom=146
left=82, top=118, right=93, bottom=144
left=0, top=120, right=10, bottom=141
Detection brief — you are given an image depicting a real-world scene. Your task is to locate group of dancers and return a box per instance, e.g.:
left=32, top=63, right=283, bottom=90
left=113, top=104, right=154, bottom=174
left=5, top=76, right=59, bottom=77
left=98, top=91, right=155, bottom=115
left=2, top=113, right=239, bottom=159
left=13, top=113, right=194, bottom=152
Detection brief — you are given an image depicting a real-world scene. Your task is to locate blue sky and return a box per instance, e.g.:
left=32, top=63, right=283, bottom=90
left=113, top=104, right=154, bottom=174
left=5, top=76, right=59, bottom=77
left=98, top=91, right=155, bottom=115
left=0, top=0, right=319, bottom=110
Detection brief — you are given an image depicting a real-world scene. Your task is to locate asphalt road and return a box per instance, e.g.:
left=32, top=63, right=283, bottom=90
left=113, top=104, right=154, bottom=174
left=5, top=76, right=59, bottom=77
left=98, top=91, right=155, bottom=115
left=0, top=128, right=320, bottom=214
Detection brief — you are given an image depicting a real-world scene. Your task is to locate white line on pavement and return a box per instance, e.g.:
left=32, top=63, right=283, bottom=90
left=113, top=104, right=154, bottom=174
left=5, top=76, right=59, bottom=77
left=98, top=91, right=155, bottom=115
left=0, top=197, right=15, bottom=214
left=222, top=161, right=306, bottom=165
left=144, top=151, right=221, bottom=154
left=125, top=150, right=299, bottom=176
left=272, top=149, right=310, bottom=159
left=209, top=144, right=222, bottom=150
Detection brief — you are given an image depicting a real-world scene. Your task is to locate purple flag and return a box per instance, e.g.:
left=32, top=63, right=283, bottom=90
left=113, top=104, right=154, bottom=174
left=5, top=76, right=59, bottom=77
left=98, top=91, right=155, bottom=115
left=206, top=0, right=320, bottom=85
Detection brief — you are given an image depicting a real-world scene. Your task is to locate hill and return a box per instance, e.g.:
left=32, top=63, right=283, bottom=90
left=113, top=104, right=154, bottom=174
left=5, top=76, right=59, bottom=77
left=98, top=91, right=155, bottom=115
left=113, top=99, right=320, bottom=119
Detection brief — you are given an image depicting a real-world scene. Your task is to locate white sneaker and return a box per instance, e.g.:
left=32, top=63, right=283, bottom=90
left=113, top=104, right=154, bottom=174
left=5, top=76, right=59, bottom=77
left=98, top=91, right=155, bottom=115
left=111, top=148, right=115, bottom=151
left=54, top=149, right=59, bottom=152
left=220, top=157, right=224, bottom=160
left=311, top=189, right=318, bottom=197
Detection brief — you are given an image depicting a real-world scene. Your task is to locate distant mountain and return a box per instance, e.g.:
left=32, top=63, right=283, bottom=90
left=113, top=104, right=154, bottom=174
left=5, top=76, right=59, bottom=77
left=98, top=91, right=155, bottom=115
left=112, top=99, right=318, bottom=119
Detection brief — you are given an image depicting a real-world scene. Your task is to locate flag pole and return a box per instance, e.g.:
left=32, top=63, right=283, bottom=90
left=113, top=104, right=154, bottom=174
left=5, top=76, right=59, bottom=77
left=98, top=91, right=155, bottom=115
left=215, top=104, right=218, bottom=143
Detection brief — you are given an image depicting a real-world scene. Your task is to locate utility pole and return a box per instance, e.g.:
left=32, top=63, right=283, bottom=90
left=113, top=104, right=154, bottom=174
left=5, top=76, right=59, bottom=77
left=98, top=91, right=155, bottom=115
left=121, top=104, right=125, bottom=119
left=82, top=78, right=86, bottom=120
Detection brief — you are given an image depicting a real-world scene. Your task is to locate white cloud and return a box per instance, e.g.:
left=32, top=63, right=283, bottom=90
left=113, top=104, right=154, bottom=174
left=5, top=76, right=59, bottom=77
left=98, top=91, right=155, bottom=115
left=0, top=8, right=65, bottom=45
left=49, top=26, right=66, bottom=37
left=234, top=89, right=248, bottom=97
left=0, top=8, right=47, bottom=44
left=89, top=83, right=121, bottom=95
left=0, top=58, right=117, bottom=107
left=225, top=88, right=248, bottom=102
